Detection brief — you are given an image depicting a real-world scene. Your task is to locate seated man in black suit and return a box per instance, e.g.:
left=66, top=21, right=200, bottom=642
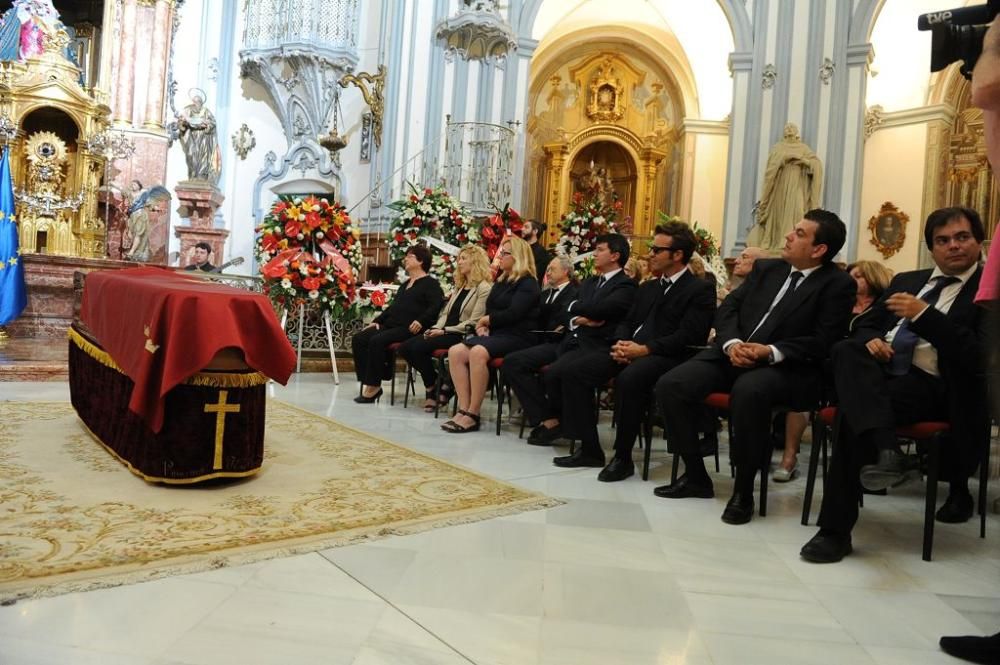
left=588, top=221, right=716, bottom=481
left=502, top=255, right=578, bottom=426
left=504, top=235, right=636, bottom=461
left=801, top=206, right=988, bottom=563
left=655, top=209, right=856, bottom=524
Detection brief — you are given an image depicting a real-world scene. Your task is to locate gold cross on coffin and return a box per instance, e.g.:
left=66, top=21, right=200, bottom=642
left=204, top=390, right=241, bottom=470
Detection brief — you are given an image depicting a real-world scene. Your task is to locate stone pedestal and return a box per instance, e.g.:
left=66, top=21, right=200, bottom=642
left=174, top=180, right=228, bottom=268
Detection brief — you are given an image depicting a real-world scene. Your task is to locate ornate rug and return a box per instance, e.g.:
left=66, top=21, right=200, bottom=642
left=0, top=401, right=558, bottom=602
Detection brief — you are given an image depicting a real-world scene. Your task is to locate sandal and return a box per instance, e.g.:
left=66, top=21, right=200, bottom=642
left=423, top=387, right=439, bottom=413
left=443, top=409, right=481, bottom=434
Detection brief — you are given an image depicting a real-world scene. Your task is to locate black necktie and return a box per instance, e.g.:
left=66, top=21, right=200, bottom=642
left=747, top=270, right=804, bottom=341
left=597, top=276, right=607, bottom=289
left=661, top=276, right=673, bottom=295
left=787, top=271, right=804, bottom=292
left=888, top=275, right=961, bottom=375
left=545, top=289, right=556, bottom=305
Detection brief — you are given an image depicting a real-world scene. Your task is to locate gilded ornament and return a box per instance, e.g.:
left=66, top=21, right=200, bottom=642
left=867, top=201, right=909, bottom=259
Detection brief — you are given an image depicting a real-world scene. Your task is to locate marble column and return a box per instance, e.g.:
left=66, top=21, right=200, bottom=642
left=143, top=0, right=172, bottom=129
left=721, top=51, right=754, bottom=257
left=114, top=0, right=138, bottom=125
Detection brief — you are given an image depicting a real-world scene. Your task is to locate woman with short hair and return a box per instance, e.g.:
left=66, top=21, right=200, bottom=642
left=351, top=244, right=444, bottom=403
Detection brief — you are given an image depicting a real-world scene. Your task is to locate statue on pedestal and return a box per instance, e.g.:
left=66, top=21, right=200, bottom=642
left=0, top=0, right=61, bottom=62
left=123, top=180, right=171, bottom=263
left=177, top=89, right=221, bottom=185
left=748, top=123, right=823, bottom=252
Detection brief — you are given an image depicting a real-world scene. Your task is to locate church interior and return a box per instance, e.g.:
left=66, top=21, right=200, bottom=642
left=1, top=0, right=1000, bottom=663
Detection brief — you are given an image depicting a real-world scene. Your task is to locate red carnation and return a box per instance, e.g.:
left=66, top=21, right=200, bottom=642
left=302, top=276, right=322, bottom=291
left=395, top=232, right=404, bottom=243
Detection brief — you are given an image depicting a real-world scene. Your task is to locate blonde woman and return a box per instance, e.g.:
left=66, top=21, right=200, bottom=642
left=774, top=259, right=895, bottom=482
left=624, top=255, right=649, bottom=283
left=443, top=236, right=541, bottom=433
left=400, top=245, right=493, bottom=411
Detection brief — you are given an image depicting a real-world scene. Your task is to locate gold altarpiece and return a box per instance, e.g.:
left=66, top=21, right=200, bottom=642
left=0, top=32, right=111, bottom=258
left=526, top=51, right=681, bottom=239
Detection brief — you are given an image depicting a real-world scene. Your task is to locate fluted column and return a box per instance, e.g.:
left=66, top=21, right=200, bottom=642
left=143, top=0, right=172, bottom=129
left=114, top=0, right=138, bottom=125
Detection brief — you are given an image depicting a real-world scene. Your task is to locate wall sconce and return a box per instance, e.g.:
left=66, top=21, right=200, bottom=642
left=338, top=65, right=386, bottom=150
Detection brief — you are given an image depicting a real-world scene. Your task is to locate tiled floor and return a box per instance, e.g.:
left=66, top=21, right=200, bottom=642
left=0, top=375, right=997, bottom=664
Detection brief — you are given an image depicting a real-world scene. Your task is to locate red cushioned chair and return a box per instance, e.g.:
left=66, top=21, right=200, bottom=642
left=800, top=406, right=990, bottom=561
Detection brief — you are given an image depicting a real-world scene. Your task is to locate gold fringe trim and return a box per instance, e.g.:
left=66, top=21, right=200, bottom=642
left=76, top=418, right=262, bottom=485
left=68, top=327, right=269, bottom=388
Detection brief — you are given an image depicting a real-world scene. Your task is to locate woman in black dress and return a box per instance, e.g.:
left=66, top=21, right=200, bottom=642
left=443, top=235, right=539, bottom=432
left=351, top=244, right=443, bottom=403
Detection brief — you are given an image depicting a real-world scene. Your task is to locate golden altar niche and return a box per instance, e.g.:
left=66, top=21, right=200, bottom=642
left=0, top=28, right=111, bottom=258
left=525, top=51, right=680, bottom=239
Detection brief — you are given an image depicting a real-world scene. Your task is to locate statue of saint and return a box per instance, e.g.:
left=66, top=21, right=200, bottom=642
left=749, top=123, right=823, bottom=252
left=575, top=162, right=615, bottom=206
left=0, top=0, right=61, bottom=61
left=123, top=180, right=171, bottom=263
left=177, top=89, right=222, bottom=185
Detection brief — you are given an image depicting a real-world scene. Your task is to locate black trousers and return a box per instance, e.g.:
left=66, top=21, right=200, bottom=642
left=351, top=325, right=414, bottom=386
left=611, top=355, right=683, bottom=458
left=817, top=339, right=949, bottom=535
left=655, top=352, right=820, bottom=484
left=545, top=348, right=618, bottom=457
left=398, top=332, right=463, bottom=389
left=502, top=342, right=560, bottom=426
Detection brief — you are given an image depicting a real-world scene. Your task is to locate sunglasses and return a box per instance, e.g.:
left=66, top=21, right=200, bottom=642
left=649, top=246, right=678, bottom=254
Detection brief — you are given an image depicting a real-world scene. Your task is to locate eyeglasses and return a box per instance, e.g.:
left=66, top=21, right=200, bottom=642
left=649, top=245, right=678, bottom=255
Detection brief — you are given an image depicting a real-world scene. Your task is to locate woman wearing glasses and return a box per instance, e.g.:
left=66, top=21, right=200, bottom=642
left=443, top=236, right=540, bottom=433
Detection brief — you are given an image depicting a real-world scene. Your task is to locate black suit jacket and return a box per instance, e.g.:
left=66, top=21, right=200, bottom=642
left=614, top=270, right=716, bottom=359
left=712, top=258, right=856, bottom=366
left=486, top=276, right=541, bottom=334
left=530, top=242, right=552, bottom=279
left=563, top=270, right=637, bottom=350
left=852, top=267, right=988, bottom=472
left=539, top=282, right=579, bottom=331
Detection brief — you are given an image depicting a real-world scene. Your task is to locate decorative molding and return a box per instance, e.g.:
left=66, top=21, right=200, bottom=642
left=359, top=111, right=372, bottom=163
left=877, top=104, right=957, bottom=131
left=819, top=57, right=835, bottom=85
left=681, top=118, right=729, bottom=135
left=761, top=64, right=777, bottom=90
left=863, top=104, right=883, bottom=140
left=867, top=201, right=909, bottom=259
left=435, top=1, right=516, bottom=65
left=231, top=123, right=255, bottom=160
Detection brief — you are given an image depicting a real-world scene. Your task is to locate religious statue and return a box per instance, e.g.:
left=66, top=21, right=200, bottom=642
left=123, top=180, right=171, bottom=263
left=177, top=89, right=222, bottom=185
left=0, top=0, right=61, bottom=61
left=576, top=161, right=615, bottom=206
left=749, top=123, right=823, bottom=252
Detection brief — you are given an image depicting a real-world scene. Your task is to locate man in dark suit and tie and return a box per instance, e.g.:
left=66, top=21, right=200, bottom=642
left=502, top=255, right=578, bottom=428
left=504, top=234, right=636, bottom=458
left=522, top=220, right=552, bottom=282
left=801, top=206, right=988, bottom=563
left=592, top=221, right=716, bottom=481
left=655, top=209, right=856, bottom=524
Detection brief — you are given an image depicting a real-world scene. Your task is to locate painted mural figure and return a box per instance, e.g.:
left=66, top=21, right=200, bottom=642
left=177, top=89, right=222, bottom=185
left=750, top=123, right=824, bottom=252
left=124, top=180, right=171, bottom=263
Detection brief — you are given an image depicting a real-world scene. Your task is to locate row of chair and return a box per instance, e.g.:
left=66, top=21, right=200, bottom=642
left=375, top=343, right=991, bottom=561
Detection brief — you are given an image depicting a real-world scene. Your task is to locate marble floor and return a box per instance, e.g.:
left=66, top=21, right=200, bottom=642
left=0, top=375, right=998, bottom=665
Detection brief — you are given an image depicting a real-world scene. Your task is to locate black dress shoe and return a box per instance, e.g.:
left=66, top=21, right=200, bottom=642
left=553, top=450, right=605, bottom=468
left=800, top=530, right=853, bottom=563
left=721, top=493, right=754, bottom=524
left=528, top=425, right=563, bottom=446
left=936, top=491, right=974, bottom=524
left=940, top=632, right=1000, bottom=664
left=860, top=448, right=921, bottom=491
left=597, top=458, right=634, bottom=482
left=652, top=474, right=714, bottom=499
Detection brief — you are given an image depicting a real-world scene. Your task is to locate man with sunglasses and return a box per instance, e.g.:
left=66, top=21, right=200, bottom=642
left=593, top=221, right=716, bottom=481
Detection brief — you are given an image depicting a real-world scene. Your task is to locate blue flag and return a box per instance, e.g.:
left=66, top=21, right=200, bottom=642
left=0, top=146, right=26, bottom=326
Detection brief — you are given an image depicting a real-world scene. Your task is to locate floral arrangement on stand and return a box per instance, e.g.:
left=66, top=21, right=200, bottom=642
left=387, top=184, right=478, bottom=291
left=481, top=203, right=524, bottom=259
left=556, top=188, right=624, bottom=278
left=255, top=195, right=364, bottom=320
left=354, top=282, right=397, bottom=323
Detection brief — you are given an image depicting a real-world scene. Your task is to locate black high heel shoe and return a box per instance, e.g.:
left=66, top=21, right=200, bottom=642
left=353, top=388, right=383, bottom=404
